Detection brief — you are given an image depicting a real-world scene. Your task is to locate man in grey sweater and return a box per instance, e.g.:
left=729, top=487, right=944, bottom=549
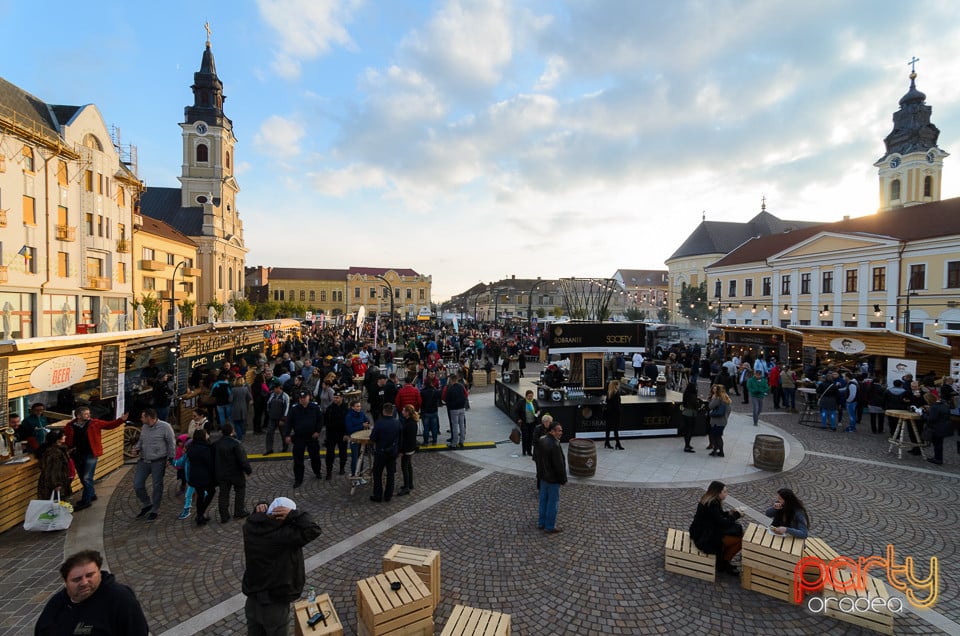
left=132, top=408, right=176, bottom=521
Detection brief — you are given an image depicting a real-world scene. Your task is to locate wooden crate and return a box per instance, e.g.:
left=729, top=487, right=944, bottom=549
left=741, top=523, right=804, bottom=580
left=439, top=604, right=510, bottom=636
left=823, top=570, right=895, bottom=635
left=293, top=593, right=343, bottom=636
left=664, top=528, right=715, bottom=583
left=383, top=545, right=441, bottom=611
left=0, top=457, right=40, bottom=533
left=357, top=565, right=434, bottom=636
left=800, top=536, right=839, bottom=583
left=740, top=566, right=798, bottom=605
left=473, top=372, right=487, bottom=387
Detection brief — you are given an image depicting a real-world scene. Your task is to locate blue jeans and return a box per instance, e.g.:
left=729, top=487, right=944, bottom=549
left=422, top=412, right=439, bottom=444
left=751, top=399, right=763, bottom=425
left=78, top=455, right=98, bottom=504
left=216, top=405, right=232, bottom=427
left=846, top=402, right=858, bottom=429
left=538, top=482, right=561, bottom=530
left=350, top=442, right=362, bottom=475
left=782, top=387, right=796, bottom=409
left=134, top=458, right=168, bottom=513
left=233, top=418, right=245, bottom=441
left=820, top=408, right=837, bottom=430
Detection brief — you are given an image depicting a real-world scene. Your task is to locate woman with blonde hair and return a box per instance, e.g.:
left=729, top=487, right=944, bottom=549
left=604, top=380, right=624, bottom=450
left=707, top=384, right=732, bottom=457
left=397, top=404, right=420, bottom=496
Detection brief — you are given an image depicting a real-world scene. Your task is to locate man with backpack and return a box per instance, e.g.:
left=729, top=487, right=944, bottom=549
left=211, top=374, right=233, bottom=427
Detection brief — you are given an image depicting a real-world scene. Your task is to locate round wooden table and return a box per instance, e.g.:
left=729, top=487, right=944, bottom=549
left=885, top=409, right=926, bottom=459
left=796, top=387, right=819, bottom=427
left=348, top=429, right=371, bottom=495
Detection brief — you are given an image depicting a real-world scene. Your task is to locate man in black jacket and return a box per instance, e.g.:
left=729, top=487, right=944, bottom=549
left=323, top=392, right=349, bottom=479
left=534, top=421, right=567, bottom=534
left=242, top=497, right=321, bottom=635
left=369, top=403, right=401, bottom=502
left=35, top=549, right=149, bottom=635
left=285, top=390, right=324, bottom=488
left=215, top=422, right=252, bottom=523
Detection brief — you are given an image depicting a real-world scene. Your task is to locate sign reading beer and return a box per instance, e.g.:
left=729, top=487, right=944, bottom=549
left=30, top=355, right=88, bottom=391
left=550, top=323, right=647, bottom=353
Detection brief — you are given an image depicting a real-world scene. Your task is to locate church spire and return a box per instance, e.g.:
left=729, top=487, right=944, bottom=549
left=881, top=62, right=940, bottom=157
left=184, top=24, right=231, bottom=131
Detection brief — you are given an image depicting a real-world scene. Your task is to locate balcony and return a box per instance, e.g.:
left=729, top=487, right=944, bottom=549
left=139, top=259, right=165, bottom=271
left=0, top=209, right=6, bottom=227
left=85, top=276, right=112, bottom=290
left=183, top=267, right=202, bottom=277
left=117, top=238, right=130, bottom=253
left=55, top=224, right=76, bottom=241
left=0, top=266, right=7, bottom=284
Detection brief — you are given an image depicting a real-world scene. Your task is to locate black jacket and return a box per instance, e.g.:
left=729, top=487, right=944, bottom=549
left=400, top=416, right=419, bottom=453
left=370, top=416, right=401, bottom=456
left=242, top=509, right=322, bottom=604
left=186, top=439, right=216, bottom=489
left=34, top=571, right=149, bottom=636
left=284, top=401, right=323, bottom=440
left=324, top=401, right=348, bottom=442
left=420, top=385, right=441, bottom=414
left=442, top=382, right=468, bottom=410
left=514, top=398, right=541, bottom=425
left=926, top=401, right=955, bottom=438
left=535, top=435, right=567, bottom=485
left=214, top=436, right=252, bottom=483
left=689, top=500, right=742, bottom=555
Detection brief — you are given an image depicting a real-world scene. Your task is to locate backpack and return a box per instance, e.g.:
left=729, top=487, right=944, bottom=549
left=212, top=381, right=231, bottom=406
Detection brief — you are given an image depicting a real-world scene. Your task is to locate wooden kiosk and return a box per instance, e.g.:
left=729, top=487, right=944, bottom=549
left=794, top=326, right=951, bottom=378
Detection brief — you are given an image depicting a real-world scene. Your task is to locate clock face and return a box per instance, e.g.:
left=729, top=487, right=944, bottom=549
left=196, top=123, right=208, bottom=135
left=889, top=157, right=900, bottom=169
left=927, top=151, right=935, bottom=163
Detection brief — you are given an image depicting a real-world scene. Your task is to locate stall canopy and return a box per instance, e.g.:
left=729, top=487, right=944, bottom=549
left=794, top=326, right=951, bottom=376
left=547, top=322, right=647, bottom=354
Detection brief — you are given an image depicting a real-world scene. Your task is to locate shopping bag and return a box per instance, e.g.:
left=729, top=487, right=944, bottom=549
left=23, top=492, right=73, bottom=532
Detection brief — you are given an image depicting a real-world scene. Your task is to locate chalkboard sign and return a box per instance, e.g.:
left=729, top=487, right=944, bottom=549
left=583, top=356, right=604, bottom=389
left=177, top=357, right=190, bottom=395
left=100, top=345, right=120, bottom=399
left=802, top=346, right=817, bottom=369
left=0, top=358, right=8, bottom=426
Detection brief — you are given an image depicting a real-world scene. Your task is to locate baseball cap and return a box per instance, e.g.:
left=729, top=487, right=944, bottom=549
left=267, top=497, right=296, bottom=515
left=297, top=389, right=311, bottom=398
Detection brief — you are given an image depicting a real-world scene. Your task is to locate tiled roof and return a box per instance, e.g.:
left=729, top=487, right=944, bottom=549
left=0, top=76, right=62, bottom=139
left=708, top=197, right=960, bottom=268
left=139, top=215, right=197, bottom=247
left=269, top=268, right=347, bottom=281
left=50, top=105, right=80, bottom=126
left=348, top=266, right=421, bottom=277
left=616, top=269, right=669, bottom=286
left=140, top=187, right=204, bottom=237
left=667, top=211, right=819, bottom=261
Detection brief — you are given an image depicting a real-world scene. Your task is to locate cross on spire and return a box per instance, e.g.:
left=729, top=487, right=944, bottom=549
left=204, top=21, right=212, bottom=46
left=908, top=56, right=919, bottom=74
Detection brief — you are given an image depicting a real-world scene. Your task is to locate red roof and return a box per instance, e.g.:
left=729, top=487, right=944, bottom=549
left=348, top=266, right=421, bottom=277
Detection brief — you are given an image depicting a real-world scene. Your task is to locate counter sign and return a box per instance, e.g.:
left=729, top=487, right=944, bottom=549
left=30, top=355, right=88, bottom=391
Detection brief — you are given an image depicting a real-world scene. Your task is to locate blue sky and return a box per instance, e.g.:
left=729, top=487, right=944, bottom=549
left=4, top=0, right=960, bottom=301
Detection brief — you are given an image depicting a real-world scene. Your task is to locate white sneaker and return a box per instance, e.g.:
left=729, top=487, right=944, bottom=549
left=358, top=478, right=368, bottom=485
left=178, top=509, right=191, bottom=520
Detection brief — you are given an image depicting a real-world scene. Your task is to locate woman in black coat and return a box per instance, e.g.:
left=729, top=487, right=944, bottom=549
left=186, top=429, right=216, bottom=526
left=680, top=382, right=700, bottom=453
left=689, top=480, right=743, bottom=575
left=604, top=380, right=624, bottom=450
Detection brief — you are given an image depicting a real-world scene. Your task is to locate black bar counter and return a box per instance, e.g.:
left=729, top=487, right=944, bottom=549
left=494, top=379, right=705, bottom=442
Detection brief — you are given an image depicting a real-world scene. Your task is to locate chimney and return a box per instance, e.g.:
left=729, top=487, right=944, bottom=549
left=843, top=215, right=850, bottom=221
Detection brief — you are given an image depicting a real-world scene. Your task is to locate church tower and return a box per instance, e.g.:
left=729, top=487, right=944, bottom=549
left=874, top=63, right=948, bottom=211
left=177, top=28, right=246, bottom=306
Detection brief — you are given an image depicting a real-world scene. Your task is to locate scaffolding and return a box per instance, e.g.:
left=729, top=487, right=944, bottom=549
left=110, top=125, right=138, bottom=177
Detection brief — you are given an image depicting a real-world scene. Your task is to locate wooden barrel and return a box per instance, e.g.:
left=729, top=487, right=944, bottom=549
left=753, top=434, right=785, bottom=471
left=567, top=438, right=597, bottom=477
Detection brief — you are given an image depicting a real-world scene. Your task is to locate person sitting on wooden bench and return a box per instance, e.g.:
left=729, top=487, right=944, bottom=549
left=765, top=487, right=810, bottom=538
left=689, top=480, right=744, bottom=576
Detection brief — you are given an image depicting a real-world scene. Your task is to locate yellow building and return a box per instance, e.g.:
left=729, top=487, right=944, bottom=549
left=346, top=267, right=433, bottom=319
left=267, top=267, right=347, bottom=316
left=0, top=76, right=144, bottom=337
left=132, top=215, right=200, bottom=327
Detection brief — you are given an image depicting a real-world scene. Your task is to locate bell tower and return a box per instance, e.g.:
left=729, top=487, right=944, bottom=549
left=874, top=59, right=947, bottom=211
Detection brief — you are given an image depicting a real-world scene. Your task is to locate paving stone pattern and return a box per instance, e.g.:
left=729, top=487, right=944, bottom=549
left=0, top=527, right=65, bottom=635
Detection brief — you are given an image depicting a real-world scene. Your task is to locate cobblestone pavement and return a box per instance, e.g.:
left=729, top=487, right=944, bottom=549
left=4, top=375, right=959, bottom=635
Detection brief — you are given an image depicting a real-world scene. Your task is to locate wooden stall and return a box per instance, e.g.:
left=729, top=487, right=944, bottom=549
left=718, top=325, right=803, bottom=366
left=936, top=329, right=960, bottom=382
left=795, top=326, right=951, bottom=379
left=0, top=329, right=158, bottom=533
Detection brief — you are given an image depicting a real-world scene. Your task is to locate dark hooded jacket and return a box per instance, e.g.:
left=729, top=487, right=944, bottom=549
left=34, top=570, right=149, bottom=635
left=242, top=508, right=321, bottom=603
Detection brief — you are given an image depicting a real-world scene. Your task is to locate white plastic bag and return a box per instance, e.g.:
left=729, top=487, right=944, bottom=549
left=23, top=492, right=73, bottom=532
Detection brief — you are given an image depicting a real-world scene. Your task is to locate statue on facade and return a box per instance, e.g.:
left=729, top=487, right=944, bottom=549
left=208, top=304, right=218, bottom=324
left=173, top=304, right=182, bottom=331
left=136, top=304, right=146, bottom=330
left=224, top=301, right=236, bottom=322
left=99, top=305, right=112, bottom=333
left=2, top=302, right=13, bottom=338
left=57, top=302, right=72, bottom=336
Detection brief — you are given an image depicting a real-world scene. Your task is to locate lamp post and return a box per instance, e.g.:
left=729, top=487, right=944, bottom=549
left=375, top=274, right=396, bottom=343
left=170, top=260, right=188, bottom=330
left=903, top=289, right=919, bottom=334
left=527, top=279, right=549, bottom=329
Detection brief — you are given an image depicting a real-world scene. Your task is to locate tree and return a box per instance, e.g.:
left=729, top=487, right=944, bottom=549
left=253, top=300, right=279, bottom=320
left=552, top=306, right=564, bottom=318
left=657, top=307, right=671, bottom=323
left=536, top=307, right=547, bottom=319
left=178, top=300, right=195, bottom=326
left=233, top=297, right=254, bottom=321
left=678, top=281, right=713, bottom=324
left=138, top=294, right=161, bottom=327
left=624, top=308, right=648, bottom=321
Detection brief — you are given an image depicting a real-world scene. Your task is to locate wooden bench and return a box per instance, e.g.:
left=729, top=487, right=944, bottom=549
left=383, top=544, right=441, bottom=611
left=740, top=523, right=805, bottom=604
left=439, top=605, right=510, bottom=636
left=664, top=528, right=715, bottom=583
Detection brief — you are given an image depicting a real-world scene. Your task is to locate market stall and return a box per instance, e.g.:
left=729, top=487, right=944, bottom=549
left=717, top=325, right=803, bottom=366
left=794, top=326, right=951, bottom=380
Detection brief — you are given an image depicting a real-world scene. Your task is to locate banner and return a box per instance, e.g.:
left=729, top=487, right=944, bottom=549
left=887, top=358, right=916, bottom=385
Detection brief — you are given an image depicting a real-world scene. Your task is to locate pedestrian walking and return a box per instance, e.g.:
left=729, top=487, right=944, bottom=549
left=264, top=381, right=290, bottom=455
left=534, top=420, right=567, bottom=533
left=186, top=428, right=216, bottom=526
left=707, top=385, right=732, bottom=457
left=397, top=404, right=419, bottom=496
left=746, top=369, right=769, bottom=426
left=514, top=389, right=541, bottom=456
left=442, top=373, right=469, bottom=448
left=132, top=408, right=176, bottom=521
left=284, top=390, right=324, bottom=488
left=215, top=421, right=252, bottom=521
left=604, top=380, right=624, bottom=450
left=64, top=406, right=128, bottom=511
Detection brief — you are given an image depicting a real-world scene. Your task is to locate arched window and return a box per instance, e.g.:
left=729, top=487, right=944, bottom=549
left=196, top=143, right=208, bottom=163
left=82, top=134, right=103, bottom=151
left=890, top=179, right=901, bottom=201
left=225, top=151, right=231, bottom=170
left=228, top=267, right=234, bottom=290
left=924, top=175, right=933, bottom=197
left=218, top=265, right=223, bottom=289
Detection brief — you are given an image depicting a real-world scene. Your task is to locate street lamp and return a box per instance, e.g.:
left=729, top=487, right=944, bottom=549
left=170, top=260, right=188, bottom=330
left=903, top=289, right=919, bottom=334
left=527, top=278, right=549, bottom=329
left=375, top=274, right=396, bottom=343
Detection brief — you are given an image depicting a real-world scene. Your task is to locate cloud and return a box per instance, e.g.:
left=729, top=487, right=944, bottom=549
left=253, top=115, right=305, bottom=158
left=256, top=0, right=358, bottom=79
left=534, top=55, right=567, bottom=91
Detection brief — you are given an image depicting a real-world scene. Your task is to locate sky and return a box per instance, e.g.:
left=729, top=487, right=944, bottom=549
left=4, top=0, right=960, bottom=302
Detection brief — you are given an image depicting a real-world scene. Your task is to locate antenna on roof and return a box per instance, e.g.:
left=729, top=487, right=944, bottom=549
left=702, top=210, right=706, bottom=222
left=761, top=195, right=767, bottom=212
